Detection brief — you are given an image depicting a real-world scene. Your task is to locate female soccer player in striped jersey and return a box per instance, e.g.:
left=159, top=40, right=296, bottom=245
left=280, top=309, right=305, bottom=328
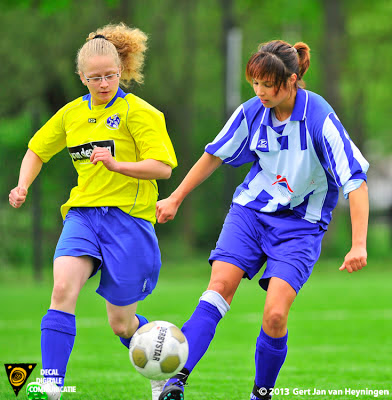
left=156, top=40, right=369, bottom=400
left=9, top=23, right=177, bottom=400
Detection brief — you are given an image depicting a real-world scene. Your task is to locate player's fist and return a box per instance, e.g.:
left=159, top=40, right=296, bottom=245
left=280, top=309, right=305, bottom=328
left=90, top=147, right=117, bottom=171
left=339, top=245, right=367, bottom=273
left=156, top=196, right=180, bottom=224
left=9, top=187, right=28, bottom=208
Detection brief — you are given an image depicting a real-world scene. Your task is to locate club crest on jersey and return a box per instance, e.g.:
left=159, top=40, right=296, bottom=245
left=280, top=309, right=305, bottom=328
left=272, top=175, right=294, bottom=193
left=106, top=114, right=121, bottom=130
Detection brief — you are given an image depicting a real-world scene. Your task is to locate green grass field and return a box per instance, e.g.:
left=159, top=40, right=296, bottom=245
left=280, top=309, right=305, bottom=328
left=1, top=258, right=391, bottom=400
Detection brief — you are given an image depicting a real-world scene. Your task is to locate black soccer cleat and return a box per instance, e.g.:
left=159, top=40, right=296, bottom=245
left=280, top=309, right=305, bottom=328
left=250, top=383, right=272, bottom=400
left=158, top=383, right=184, bottom=400
left=158, top=368, right=189, bottom=400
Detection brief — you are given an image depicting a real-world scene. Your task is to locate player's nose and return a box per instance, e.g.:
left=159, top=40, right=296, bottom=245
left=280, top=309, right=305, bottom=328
left=255, top=86, right=264, bottom=96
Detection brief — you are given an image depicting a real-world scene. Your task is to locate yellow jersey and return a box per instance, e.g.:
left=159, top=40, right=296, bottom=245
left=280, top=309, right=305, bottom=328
left=29, top=88, right=177, bottom=224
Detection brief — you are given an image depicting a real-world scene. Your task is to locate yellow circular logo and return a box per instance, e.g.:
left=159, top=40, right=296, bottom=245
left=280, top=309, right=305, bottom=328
left=10, top=367, right=27, bottom=386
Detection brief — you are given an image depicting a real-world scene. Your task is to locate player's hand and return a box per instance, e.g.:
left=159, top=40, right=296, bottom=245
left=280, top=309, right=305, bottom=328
left=339, top=245, right=367, bottom=273
left=9, top=187, right=28, bottom=208
left=90, top=147, right=117, bottom=171
left=156, top=196, right=180, bottom=223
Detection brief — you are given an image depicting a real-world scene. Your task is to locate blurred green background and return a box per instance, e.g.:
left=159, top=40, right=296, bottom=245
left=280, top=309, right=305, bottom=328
left=1, top=0, right=391, bottom=275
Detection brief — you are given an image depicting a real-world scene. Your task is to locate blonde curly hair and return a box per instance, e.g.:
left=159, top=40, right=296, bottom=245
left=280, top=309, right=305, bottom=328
left=76, top=22, right=148, bottom=88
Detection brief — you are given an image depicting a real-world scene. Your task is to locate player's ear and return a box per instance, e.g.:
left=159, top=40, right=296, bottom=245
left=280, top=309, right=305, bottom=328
left=79, top=71, right=87, bottom=86
left=290, top=73, right=297, bottom=86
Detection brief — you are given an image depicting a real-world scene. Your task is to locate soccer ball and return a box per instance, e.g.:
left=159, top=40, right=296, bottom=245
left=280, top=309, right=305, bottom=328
left=129, top=321, right=189, bottom=380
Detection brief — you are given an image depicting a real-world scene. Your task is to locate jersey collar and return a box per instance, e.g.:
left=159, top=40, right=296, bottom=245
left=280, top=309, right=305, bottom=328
left=260, top=88, right=308, bottom=126
left=83, top=87, right=127, bottom=110
left=290, top=88, right=308, bottom=121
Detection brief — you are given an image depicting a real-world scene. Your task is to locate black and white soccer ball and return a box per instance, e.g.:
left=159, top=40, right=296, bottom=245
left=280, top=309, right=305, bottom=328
left=129, top=321, right=189, bottom=380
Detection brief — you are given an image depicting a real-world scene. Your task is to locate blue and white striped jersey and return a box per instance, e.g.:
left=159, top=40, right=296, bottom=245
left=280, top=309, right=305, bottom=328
left=205, top=88, right=369, bottom=229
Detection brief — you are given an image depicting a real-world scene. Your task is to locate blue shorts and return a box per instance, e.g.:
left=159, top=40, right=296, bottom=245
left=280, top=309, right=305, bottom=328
left=54, top=207, right=161, bottom=306
left=209, top=203, right=325, bottom=293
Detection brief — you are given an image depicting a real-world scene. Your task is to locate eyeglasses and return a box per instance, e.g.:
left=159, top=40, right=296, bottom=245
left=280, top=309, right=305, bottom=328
left=82, top=71, right=120, bottom=84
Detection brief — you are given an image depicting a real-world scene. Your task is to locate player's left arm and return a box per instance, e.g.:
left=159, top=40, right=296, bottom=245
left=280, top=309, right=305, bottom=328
left=90, top=105, right=176, bottom=180
left=339, top=181, right=369, bottom=273
left=90, top=147, right=172, bottom=180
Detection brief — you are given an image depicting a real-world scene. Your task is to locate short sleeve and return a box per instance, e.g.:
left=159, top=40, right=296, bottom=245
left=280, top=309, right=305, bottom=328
left=128, top=108, right=177, bottom=169
left=28, top=107, right=67, bottom=163
left=320, top=112, right=369, bottom=198
left=205, top=105, right=256, bottom=167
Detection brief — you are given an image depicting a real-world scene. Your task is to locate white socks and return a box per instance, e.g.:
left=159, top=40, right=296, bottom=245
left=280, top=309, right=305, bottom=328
left=199, top=290, right=230, bottom=318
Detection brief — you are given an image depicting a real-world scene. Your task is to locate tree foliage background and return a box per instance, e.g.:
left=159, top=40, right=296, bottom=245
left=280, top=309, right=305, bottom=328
left=1, top=0, right=391, bottom=271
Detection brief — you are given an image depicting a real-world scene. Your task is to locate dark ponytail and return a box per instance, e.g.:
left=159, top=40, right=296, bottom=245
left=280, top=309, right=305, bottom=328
left=293, top=42, right=310, bottom=83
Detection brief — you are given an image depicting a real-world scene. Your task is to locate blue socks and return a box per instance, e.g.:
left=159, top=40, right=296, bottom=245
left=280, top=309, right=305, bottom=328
left=41, top=309, right=148, bottom=390
left=119, top=314, right=148, bottom=349
left=254, top=326, right=288, bottom=391
left=181, top=291, right=230, bottom=373
left=182, top=301, right=222, bottom=372
left=41, top=309, right=76, bottom=388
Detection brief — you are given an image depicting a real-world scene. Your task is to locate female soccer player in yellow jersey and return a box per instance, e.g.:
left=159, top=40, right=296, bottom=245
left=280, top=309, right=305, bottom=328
left=9, top=23, right=177, bottom=400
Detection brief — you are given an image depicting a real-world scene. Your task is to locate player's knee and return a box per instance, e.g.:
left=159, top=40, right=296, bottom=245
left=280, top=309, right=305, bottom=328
left=111, top=323, right=129, bottom=338
left=263, top=309, right=287, bottom=332
left=110, top=318, right=138, bottom=338
left=51, top=281, right=77, bottom=306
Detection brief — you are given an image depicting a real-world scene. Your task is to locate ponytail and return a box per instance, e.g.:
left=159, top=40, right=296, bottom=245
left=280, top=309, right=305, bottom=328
left=293, top=42, right=310, bottom=84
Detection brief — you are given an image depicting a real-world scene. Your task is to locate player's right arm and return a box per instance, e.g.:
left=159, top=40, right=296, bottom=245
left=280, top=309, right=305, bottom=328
left=9, top=102, right=68, bottom=209
left=156, top=152, right=222, bottom=223
left=9, top=149, right=43, bottom=208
